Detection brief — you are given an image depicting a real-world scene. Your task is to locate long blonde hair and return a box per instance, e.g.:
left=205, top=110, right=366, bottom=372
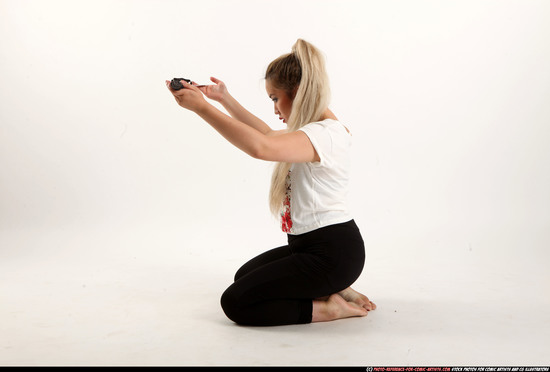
left=266, top=39, right=331, bottom=217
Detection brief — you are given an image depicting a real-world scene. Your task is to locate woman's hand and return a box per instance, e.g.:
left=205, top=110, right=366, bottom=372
left=166, top=79, right=209, bottom=113
left=198, top=77, right=228, bottom=103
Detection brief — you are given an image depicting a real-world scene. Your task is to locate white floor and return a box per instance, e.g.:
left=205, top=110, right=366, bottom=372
left=1, top=224, right=548, bottom=366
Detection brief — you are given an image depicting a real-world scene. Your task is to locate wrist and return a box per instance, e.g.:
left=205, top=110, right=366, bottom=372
left=219, top=92, right=234, bottom=107
left=195, top=100, right=213, bottom=117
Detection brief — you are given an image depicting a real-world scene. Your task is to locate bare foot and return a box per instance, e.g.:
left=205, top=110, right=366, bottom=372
left=312, top=294, right=368, bottom=322
left=338, top=287, right=377, bottom=311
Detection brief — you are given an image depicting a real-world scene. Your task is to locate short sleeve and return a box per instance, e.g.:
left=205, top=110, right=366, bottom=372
left=298, top=122, right=333, bottom=167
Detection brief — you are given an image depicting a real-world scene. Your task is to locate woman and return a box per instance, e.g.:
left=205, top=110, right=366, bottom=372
left=166, top=39, right=376, bottom=326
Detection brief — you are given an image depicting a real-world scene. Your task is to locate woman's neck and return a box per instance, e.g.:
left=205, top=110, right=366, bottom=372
left=320, top=108, right=338, bottom=121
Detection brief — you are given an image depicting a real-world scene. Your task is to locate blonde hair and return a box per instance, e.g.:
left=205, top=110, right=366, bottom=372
left=265, top=39, right=331, bottom=217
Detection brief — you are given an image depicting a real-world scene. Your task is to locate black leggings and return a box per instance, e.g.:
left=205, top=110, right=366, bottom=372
left=220, top=219, right=365, bottom=326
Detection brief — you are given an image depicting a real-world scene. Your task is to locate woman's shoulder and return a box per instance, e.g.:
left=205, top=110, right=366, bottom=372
left=303, top=118, right=339, bottom=129
left=302, top=118, right=350, bottom=135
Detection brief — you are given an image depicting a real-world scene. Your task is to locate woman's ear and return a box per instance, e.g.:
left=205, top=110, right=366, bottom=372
left=291, top=85, right=299, bottom=100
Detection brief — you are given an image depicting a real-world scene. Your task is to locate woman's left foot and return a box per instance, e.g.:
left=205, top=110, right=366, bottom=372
left=338, top=287, right=376, bottom=311
left=312, top=294, right=368, bottom=322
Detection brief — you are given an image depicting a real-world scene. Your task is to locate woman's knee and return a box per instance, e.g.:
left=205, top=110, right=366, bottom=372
left=233, top=266, right=247, bottom=282
left=220, top=287, right=242, bottom=324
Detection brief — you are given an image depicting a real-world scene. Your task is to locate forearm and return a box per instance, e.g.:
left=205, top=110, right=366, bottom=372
left=196, top=103, right=266, bottom=158
left=220, top=93, right=273, bottom=135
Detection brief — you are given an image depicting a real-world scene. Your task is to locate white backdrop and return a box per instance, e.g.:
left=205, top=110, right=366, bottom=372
left=2, top=0, right=549, bottom=259
left=1, top=0, right=549, bottom=365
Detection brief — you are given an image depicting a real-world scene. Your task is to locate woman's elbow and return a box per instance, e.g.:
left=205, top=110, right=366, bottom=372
left=249, top=144, right=269, bottom=161
left=248, top=140, right=274, bottom=161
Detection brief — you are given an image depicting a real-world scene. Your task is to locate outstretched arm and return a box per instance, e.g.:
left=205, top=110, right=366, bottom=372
left=166, top=80, right=318, bottom=163
left=199, top=77, right=285, bottom=137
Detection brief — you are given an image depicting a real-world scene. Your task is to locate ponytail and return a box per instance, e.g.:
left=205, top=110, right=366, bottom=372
left=266, top=39, right=331, bottom=217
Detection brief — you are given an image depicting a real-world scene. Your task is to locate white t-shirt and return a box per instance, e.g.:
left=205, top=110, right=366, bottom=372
left=280, top=118, right=353, bottom=235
